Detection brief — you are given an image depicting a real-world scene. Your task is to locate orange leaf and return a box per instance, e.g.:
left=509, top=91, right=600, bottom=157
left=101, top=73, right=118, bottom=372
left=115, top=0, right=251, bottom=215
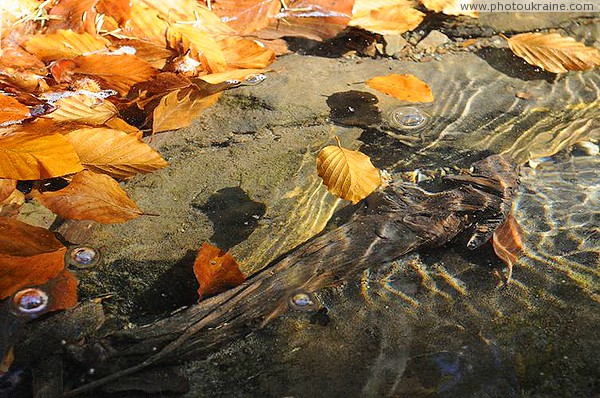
left=366, top=74, right=434, bottom=103
left=42, top=93, right=119, bottom=125
left=24, top=30, right=111, bottom=62
left=0, top=217, right=65, bottom=257
left=0, top=180, right=16, bottom=203
left=0, top=95, right=30, bottom=125
left=152, top=89, right=221, bottom=134
left=167, top=24, right=227, bottom=73
left=0, top=47, right=48, bottom=92
left=46, top=0, right=99, bottom=34
left=492, top=214, right=524, bottom=282
left=0, top=132, right=83, bottom=180
left=0, top=247, right=67, bottom=299
left=210, top=0, right=281, bottom=35
left=43, top=269, right=79, bottom=312
left=200, top=69, right=267, bottom=84
left=193, top=243, right=246, bottom=299
left=33, top=170, right=144, bottom=223
left=217, top=36, right=275, bottom=69
left=51, top=54, right=157, bottom=96
left=349, top=0, right=424, bottom=35
left=65, top=127, right=168, bottom=179
left=420, top=0, right=478, bottom=17
left=111, top=38, right=174, bottom=69
left=97, top=0, right=132, bottom=25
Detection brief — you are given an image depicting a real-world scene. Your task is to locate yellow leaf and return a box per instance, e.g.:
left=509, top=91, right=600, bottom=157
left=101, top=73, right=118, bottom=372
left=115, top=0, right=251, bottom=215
left=199, top=69, right=267, bottom=84
left=42, top=94, right=118, bottom=125
left=502, top=32, right=600, bottom=74
left=24, top=29, right=111, bottom=62
left=167, top=24, right=227, bottom=74
left=0, top=133, right=83, bottom=180
left=420, top=0, right=478, bottom=18
left=65, top=127, right=168, bottom=179
left=33, top=170, right=144, bottom=223
left=367, top=74, right=434, bottom=103
left=316, top=140, right=382, bottom=203
left=349, top=0, right=424, bottom=35
left=153, top=89, right=221, bottom=134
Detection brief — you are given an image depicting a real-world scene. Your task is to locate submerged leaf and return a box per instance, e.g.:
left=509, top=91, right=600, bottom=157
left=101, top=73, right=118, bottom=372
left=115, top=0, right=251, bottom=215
left=33, top=170, right=144, bottom=223
left=503, top=32, right=600, bottom=74
left=193, top=243, right=246, bottom=299
left=316, top=140, right=382, bottom=203
left=0, top=180, right=16, bottom=203
left=367, top=74, right=434, bottom=103
left=65, top=127, right=168, bottom=178
left=492, top=214, right=524, bottom=282
left=152, top=89, right=221, bottom=134
left=0, top=217, right=65, bottom=257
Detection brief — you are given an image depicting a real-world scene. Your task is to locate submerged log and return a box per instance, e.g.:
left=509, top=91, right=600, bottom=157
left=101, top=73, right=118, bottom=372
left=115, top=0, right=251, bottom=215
left=17, top=154, right=520, bottom=396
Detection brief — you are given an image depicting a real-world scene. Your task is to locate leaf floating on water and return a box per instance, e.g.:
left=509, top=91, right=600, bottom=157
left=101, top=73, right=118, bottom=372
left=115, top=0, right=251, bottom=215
left=420, top=0, right=478, bottom=18
left=349, top=0, right=425, bottom=35
left=0, top=133, right=83, bottom=180
left=193, top=243, right=246, bottom=299
left=33, top=170, right=144, bottom=223
left=367, top=74, right=434, bottom=103
left=316, top=139, right=382, bottom=203
left=152, top=89, right=221, bottom=134
left=0, top=217, right=65, bottom=257
left=65, top=127, right=168, bottom=179
left=492, top=214, right=524, bottom=283
left=502, top=32, right=600, bottom=74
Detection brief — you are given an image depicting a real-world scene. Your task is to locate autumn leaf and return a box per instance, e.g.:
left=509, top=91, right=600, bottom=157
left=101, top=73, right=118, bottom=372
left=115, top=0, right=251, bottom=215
left=217, top=36, right=276, bottom=69
left=110, top=38, right=174, bottom=69
left=193, top=243, right=246, bottom=299
left=199, top=69, right=268, bottom=84
left=0, top=180, right=16, bottom=203
left=0, top=95, right=30, bottom=125
left=51, top=54, right=157, bottom=96
left=349, top=0, right=425, bottom=35
left=420, top=0, right=478, bottom=18
left=65, top=127, right=168, bottom=179
left=0, top=247, right=67, bottom=299
left=167, top=24, right=227, bottom=74
left=46, top=0, right=98, bottom=34
left=42, top=93, right=118, bottom=125
left=210, top=0, right=281, bottom=35
left=40, top=269, right=79, bottom=312
left=502, top=32, right=600, bottom=74
left=0, top=47, right=49, bottom=92
left=0, top=189, right=25, bottom=218
left=0, top=217, right=65, bottom=257
left=367, top=74, right=434, bottom=103
left=0, top=132, right=83, bottom=180
left=492, top=214, right=524, bottom=283
left=33, top=170, right=144, bottom=223
left=152, top=89, right=221, bottom=134
left=24, top=30, right=111, bottom=62
left=316, top=139, right=382, bottom=203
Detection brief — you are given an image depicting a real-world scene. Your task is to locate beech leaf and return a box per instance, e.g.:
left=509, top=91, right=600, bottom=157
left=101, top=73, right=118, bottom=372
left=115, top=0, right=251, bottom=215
left=0, top=217, right=65, bottom=257
left=167, top=24, right=227, bottom=73
left=316, top=139, right=382, bottom=203
left=193, top=243, right=246, bottom=299
left=366, top=74, right=434, bottom=103
left=349, top=0, right=425, bottom=35
left=152, top=89, right=221, bottom=134
left=0, top=95, right=30, bottom=126
left=33, top=170, right=144, bottom=223
left=0, top=180, right=16, bottom=203
left=502, top=32, right=600, bottom=73
left=0, top=133, right=83, bottom=180
left=420, top=0, right=478, bottom=18
left=24, top=30, right=111, bottom=62
left=492, top=214, right=524, bottom=282
left=65, top=127, right=168, bottom=179
left=42, top=94, right=119, bottom=125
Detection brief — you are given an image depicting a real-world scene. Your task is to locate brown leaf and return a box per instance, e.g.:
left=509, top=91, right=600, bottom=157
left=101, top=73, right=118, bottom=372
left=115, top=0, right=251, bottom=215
left=24, top=30, right=111, bottom=62
left=152, top=89, right=221, bottom=134
left=0, top=180, right=16, bottom=203
left=0, top=247, right=67, bottom=299
left=42, top=93, right=118, bottom=125
left=42, top=269, right=79, bottom=312
left=502, top=32, right=600, bottom=74
left=193, top=243, right=246, bottom=299
left=0, top=189, right=25, bottom=218
left=110, top=39, right=174, bottom=69
left=33, top=170, right=144, bottom=223
left=0, top=95, right=30, bottom=125
left=366, top=74, right=434, bottom=103
left=0, top=132, right=83, bottom=180
left=316, top=139, right=382, bottom=203
left=65, top=127, right=168, bottom=179
left=492, top=214, right=524, bottom=282
left=349, top=0, right=424, bottom=35
left=51, top=54, right=158, bottom=96
left=0, top=217, right=65, bottom=257
left=420, top=0, right=478, bottom=17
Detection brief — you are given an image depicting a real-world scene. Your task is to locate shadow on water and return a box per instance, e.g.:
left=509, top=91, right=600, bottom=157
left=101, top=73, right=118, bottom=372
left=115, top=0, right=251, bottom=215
left=476, top=47, right=557, bottom=83
left=192, top=187, right=266, bottom=252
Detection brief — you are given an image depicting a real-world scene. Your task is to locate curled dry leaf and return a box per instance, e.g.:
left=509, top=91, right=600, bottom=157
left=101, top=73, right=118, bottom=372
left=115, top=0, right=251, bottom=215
left=492, top=214, right=524, bottom=282
left=0, top=95, right=30, bottom=125
left=0, top=217, right=64, bottom=257
left=349, top=0, right=425, bottom=36
left=420, top=0, right=478, bottom=18
left=65, top=127, right=168, bottom=179
left=24, top=30, right=111, bottom=62
left=193, top=243, right=246, bottom=299
left=33, top=170, right=144, bottom=223
left=0, top=247, right=67, bottom=299
left=42, top=94, right=119, bottom=125
left=316, top=139, right=382, bottom=204
left=367, top=74, right=434, bottom=103
left=0, top=132, right=83, bottom=180
left=152, top=89, right=221, bottom=134
left=503, top=32, right=600, bottom=74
